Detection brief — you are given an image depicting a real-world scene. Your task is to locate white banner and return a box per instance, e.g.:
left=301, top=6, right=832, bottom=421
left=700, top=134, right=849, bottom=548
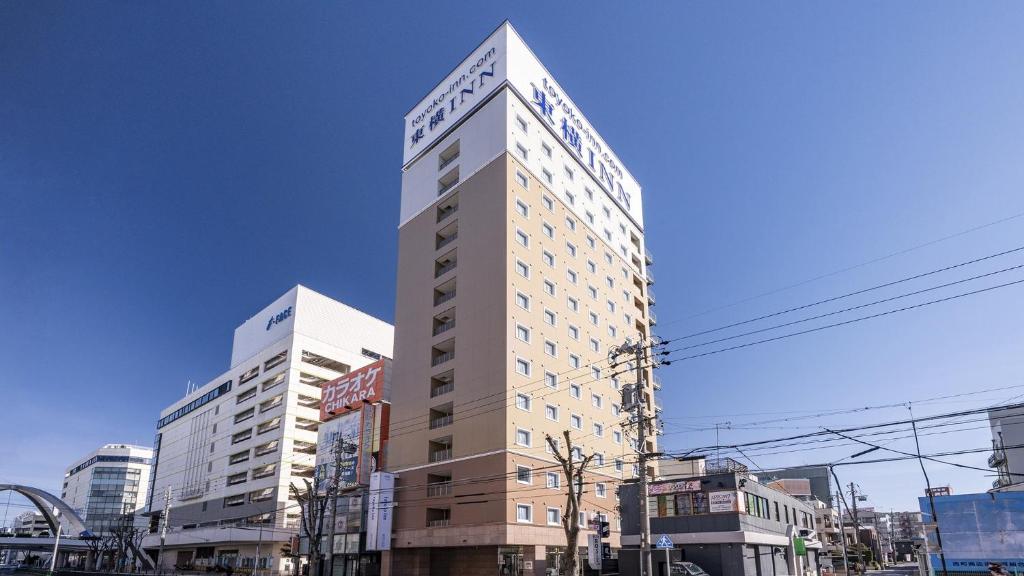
left=588, top=534, right=601, bottom=570
left=366, top=472, right=395, bottom=551
left=709, top=490, right=741, bottom=513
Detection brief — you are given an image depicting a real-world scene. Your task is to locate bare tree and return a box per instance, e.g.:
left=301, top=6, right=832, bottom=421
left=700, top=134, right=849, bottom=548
left=546, top=430, right=596, bottom=576
left=290, top=477, right=328, bottom=576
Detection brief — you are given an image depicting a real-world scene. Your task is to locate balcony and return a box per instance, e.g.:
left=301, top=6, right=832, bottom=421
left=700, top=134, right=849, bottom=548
left=652, top=373, right=662, bottom=391
left=653, top=395, right=663, bottom=413
left=433, top=309, right=456, bottom=336
left=436, top=231, right=458, bottom=250
left=437, top=167, right=460, bottom=197
left=646, top=268, right=654, bottom=285
left=427, top=475, right=453, bottom=497
left=438, top=140, right=460, bottom=171
left=435, top=261, right=456, bottom=278
left=437, top=197, right=459, bottom=223
left=647, top=287, right=656, bottom=305
left=645, top=247, right=653, bottom=265
left=989, top=449, right=1007, bottom=468
left=649, top=310, right=658, bottom=326
left=427, top=507, right=451, bottom=527
left=429, top=413, right=453, bottom=430
left=430, top=371, right=454, bottom=398
left=432, top=351, right=454, bottom=367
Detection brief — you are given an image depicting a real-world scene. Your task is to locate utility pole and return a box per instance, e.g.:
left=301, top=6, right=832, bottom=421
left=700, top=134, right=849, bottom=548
left=610, top=338, right=655, bottom=576
left=48, top=523, right=62, bottom=574
left=325, top=432, right=353, bottom=576
left=252, top=515, right=263, bottom=576
left=909, top=406, right=948, bottom=576
left=157, top=486, right=171, bottom=575
left=835, top=491, right=850, bottom=574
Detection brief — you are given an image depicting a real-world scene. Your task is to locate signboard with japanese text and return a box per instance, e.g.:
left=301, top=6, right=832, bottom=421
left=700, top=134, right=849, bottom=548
left=588, top=534, right=601, bottom=569
left=709, top=491, right=742, bottom=513
left=649, top=480, right=702, bottom=495
left=315, top=410, right=362, bottom=492
left=320, top=359, right=390, bottom=421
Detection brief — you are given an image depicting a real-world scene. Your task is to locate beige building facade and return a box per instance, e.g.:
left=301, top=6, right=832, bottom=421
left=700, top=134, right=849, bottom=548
left=386, top=22, right=658, bottom=576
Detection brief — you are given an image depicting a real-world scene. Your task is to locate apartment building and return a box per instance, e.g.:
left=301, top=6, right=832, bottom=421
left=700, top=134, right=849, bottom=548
left=987, top=405, right=1024, bottom=491
left=388, top=21, right=658, bottom=576
left=13, top=512, right=51, bottom=537
left=61, top=443, right=154, bottom=534
left=141, top=285, right=393, bottom=574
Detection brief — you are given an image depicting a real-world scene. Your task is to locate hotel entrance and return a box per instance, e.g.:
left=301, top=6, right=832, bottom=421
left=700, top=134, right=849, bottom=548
left=498, top=547, right=524, bottom=576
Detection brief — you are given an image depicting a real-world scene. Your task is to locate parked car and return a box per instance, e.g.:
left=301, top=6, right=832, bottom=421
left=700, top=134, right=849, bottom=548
left=671, top=562, right=710, bottom=576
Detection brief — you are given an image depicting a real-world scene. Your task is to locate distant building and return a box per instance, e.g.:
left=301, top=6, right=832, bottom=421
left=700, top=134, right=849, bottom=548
left=619, top=457, right=823, bottom=576
left=13, top=512, right=50, bottom=537
left=141, top=285, right=393, bottom=575
left=760, top=465, right=835, bottom=507
left=987, top=406, right=1024, bottom=491
left=62, top=443, right=153, bottom=534
left=918, top=491, right=1024, bottom=573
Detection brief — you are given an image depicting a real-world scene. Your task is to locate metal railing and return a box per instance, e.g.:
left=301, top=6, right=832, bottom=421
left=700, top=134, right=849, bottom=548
left=429, top=414, right=453, bottom=429
left=427, top=481, right=453, bottom=497
left=989, top=449, right=1007, bottom=468
left=649, top=310, right=658, bottom=325
left=436, top=232, right=458, bottom=250
left=646, top=268, right=654, bottom=284
left=645, top=247, right=653, bottom=265
left=431, top=351, right=454, bottom=366
left=439, top=151, right=459, bottom=171
left=427, top=518, right=451, bottom=527
left=437, top=204, right=458, bottom=223
left=437, top=178, right=460, bottom=197
left=435, top=261, right=456, bottom=278
left=429, top=448, right=452, bottom=463
left=434, top=290, right=456, bottom=306
left=430, top=381, right=454, bottom=398
left=647, top=287, right=656, bottom=305
left=433, top=319, right=456, bottom=336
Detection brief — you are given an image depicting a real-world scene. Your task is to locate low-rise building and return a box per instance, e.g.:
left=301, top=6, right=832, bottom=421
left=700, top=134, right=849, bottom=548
left=619, top=458, right=823, bottom=576
left=13, top=512, right=50, bottom=537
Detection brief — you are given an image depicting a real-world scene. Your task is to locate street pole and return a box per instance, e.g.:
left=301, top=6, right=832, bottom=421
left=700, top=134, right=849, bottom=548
left=612, top=338, right=654, bottom=576
left=252, top=519, right=263, bottom=576
left=326, top=433, right=348, bottom=576
left=157, top=486, right=171, bottom=575
left=909, top=407, right=948, bottom=576
left=48, top=523, right=61, bottom=574
left=835, top=491, right=850, bottom=576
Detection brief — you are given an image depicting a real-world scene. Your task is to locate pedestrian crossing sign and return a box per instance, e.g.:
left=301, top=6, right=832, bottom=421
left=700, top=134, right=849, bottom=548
left=655, top=535, right=673, bottom=549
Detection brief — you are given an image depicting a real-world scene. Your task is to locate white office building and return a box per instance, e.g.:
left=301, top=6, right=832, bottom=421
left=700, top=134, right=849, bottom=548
left=62, top=443, right=154, bottom=534
left=142, top=285, right=393, bottom=574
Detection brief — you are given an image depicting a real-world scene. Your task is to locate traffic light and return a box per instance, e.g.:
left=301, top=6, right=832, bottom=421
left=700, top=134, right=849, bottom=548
left=599, top=521, right=610, bottom=538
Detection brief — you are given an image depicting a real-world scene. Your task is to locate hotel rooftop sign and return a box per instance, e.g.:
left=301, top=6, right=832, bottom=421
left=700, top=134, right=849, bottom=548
left=403, top=21, right=643, bottom=225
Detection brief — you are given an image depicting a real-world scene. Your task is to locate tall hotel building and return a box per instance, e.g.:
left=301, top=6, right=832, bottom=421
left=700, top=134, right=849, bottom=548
left=142, top=286, right=393, bottom=574
left=61, top=444, right=154, bottom=534
left=389, top=22, right=658, bottom=576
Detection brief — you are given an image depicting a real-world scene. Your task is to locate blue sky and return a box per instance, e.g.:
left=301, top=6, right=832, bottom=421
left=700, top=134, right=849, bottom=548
left=1, top=2, right=1022, bottom=514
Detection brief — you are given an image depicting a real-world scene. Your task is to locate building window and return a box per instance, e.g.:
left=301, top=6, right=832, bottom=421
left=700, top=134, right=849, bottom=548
left=542, top=142, right=552, bottom=157
left=570, top=384, right=581, bottom=399
left=566, top=242, right=577, bottom=257
left=516, top=503, right=532, bottom=523
left=588, top=286, right=598, bottom=299
left=227, top=472, right=247, bottom=486
left=569, top=354, right=580, bottom=369
left=591, top=394, right=602, bottom=408
left=589, top=338, right=600, bottom=352
left=516, top=324, right=531, bottom=343
left=570, top=414, right=582, bottom=430
left=591, top=367, right=601, bottom=380
left=547, top=472, right=560, bottom=489
left=545, top=371, right=558, bottom=388
left=516, top=115, right=528, bottom=132
left=543, top=280, right=556, bottom=296
left=547, top=507, right=561, bottom=525
left=587, top=260, right=597, bottom=274
left=515, top=197, right=529, bottom=216
left=542, top=222, right=554, bottom=238
left=544, top=309, right=556, bottom=326
left=589, top=312, right=599, bottom=325
left=565, top=217, right=576, bottom=231
left=543, top=251, right=555, bottom=267
left=586, top=211, right=595, bottom=225
left=544, top=341, right=557, bottom=357
left=516, top=143, right=528, bottom=160
left=607, top=325, right=617, bottom=338
left=545, top=437, right=559, bottom=454
left=564, top=166, right=574, bottom=181
left=516, top=260, right=530, bottom=278
left=517, top=465, right=532, bottom=484
left=615, top=459, right=624, bottom=472
left=568, top=325, right=579, bottom=340
left=516, top=292, right=530, bottom=310
left=516, top=358, right=531, bottom=376
left=237, top=387, right=257, bottom=404
left=543, top=168, right=553, bottom=184
left=613, top=431, right=622, bottom=444
left=567, top=297, right=579, bottom=312
left=234, top=408, right=255, bottom=424
left=516, top=393, right=531, bottom=411
left=516, top=171, right=529, bottom=188
left=612, top=403, right=620, bottom=416
left=542, top=195, right=554, bottom=211
left=516, top=429, right=531, bottom=447
left=565, top=191, right=575, bottom=206
left=566, top=269, right=578, bottom=284
left=516, top=228, right=529, bottom=247
left=224, top=494, right=245, bottom=507
left=232, top=429, right=252, bottom=444
left=593, top=423, right=604, bottom=437
left=586, top=236, right=596, bottom=249
left=545, top=404, right=559, bottom=421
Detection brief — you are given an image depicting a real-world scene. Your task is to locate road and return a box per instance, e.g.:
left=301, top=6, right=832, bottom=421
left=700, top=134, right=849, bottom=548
left=867, top=564, right=921, bottom=576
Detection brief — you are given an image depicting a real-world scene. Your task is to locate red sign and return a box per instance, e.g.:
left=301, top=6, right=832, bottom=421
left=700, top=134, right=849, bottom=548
left=321, top=359, right=387, bottom=421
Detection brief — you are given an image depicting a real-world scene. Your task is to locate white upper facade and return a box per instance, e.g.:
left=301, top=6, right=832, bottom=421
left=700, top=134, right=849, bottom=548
left=401, top=22, right=644, bottom=230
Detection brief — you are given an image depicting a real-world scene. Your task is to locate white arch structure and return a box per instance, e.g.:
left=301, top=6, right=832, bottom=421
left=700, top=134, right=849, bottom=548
left=0, top=484, right=90, bottom=537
